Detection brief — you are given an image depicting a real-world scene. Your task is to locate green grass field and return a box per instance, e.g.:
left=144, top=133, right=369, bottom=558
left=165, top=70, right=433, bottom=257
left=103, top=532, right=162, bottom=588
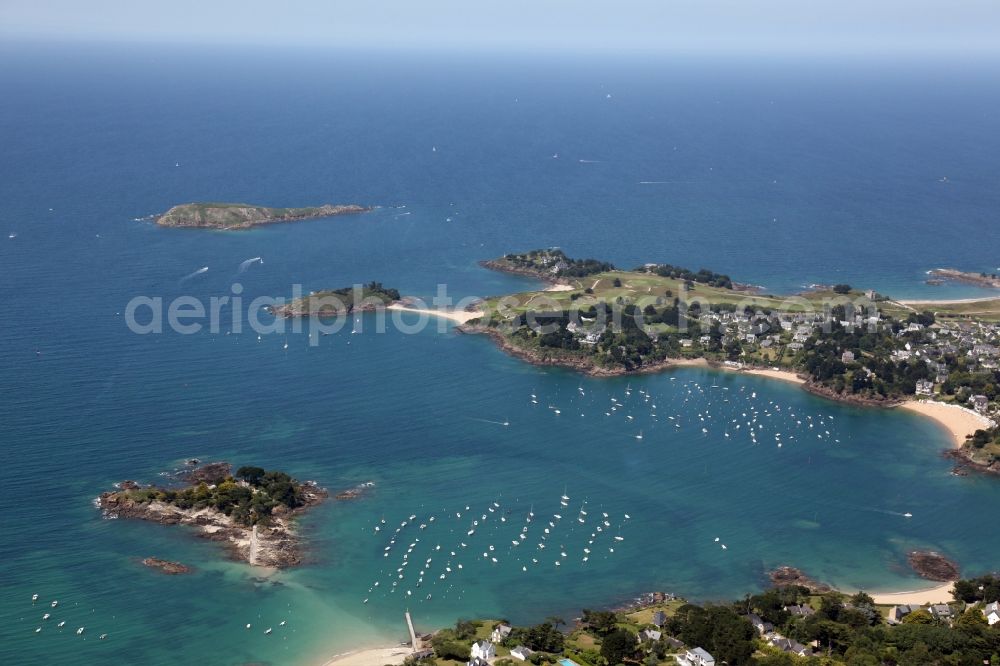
left=480, top=270, right=880, bottom=320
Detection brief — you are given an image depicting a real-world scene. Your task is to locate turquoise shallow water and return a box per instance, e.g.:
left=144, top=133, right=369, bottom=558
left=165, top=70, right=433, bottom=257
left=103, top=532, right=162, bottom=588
left=2, top=44, right=1000, bottom=665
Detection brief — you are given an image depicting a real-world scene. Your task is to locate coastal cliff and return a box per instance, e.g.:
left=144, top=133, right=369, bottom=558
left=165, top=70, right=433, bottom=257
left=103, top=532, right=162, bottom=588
left=155, top=202, right=371, bottom=229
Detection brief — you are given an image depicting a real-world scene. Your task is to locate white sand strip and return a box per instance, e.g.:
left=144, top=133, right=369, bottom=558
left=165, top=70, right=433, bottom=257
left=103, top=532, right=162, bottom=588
left=865, top=581, right=955, bottom=606
left=387, top=303, right=484, bottom=324
left=321, top=646, right=411, bottom=666
left=898, top=400, right=995, bottom=448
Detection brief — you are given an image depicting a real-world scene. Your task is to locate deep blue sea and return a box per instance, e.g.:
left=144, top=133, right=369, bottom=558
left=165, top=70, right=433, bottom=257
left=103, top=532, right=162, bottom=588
left=2, top=43, right=1000, bottom=665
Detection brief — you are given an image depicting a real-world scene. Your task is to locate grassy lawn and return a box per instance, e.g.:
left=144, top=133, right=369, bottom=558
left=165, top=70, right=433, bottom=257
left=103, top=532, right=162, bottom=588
left=625, top=600, right=687, bottom=626
left=481, top=270, right=880, bottom=319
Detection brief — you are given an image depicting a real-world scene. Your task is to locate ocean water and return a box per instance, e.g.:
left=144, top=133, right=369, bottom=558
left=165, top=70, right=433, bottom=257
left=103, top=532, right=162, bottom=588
left=2, top=43, right=1000, bottom=665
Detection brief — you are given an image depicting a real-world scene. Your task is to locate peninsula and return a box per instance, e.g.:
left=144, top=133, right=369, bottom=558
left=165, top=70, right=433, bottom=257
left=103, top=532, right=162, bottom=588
left=155, top=202, right=371, bottom=229
left=269, top=282, right=401, bottom=318
left=928, top=268, right=1000, bottom=290
left=97, top=463, right=327, bottom=568
left=460, top=249, right=1000, bottom=472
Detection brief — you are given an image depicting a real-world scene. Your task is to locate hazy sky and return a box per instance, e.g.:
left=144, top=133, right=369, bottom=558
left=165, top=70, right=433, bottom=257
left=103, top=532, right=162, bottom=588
left=2, top=0, right=999, bottom=55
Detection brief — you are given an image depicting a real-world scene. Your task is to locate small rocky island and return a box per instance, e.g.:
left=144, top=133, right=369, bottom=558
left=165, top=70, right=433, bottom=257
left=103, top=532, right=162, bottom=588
left=907, top=550, right=961, bottom=582
left=768, top=566, right=833, bottom=593
left=269, top=282, right=401, bottom=318
left=155, top=202, right=371, bottom=230
left=97, top=463, right=327, bottom=568
left=142, top=557, right=192, bottom=575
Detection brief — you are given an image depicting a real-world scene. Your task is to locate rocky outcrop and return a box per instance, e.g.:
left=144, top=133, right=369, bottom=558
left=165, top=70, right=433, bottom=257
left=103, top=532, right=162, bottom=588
left=802, top=382, right=903, bottom=407
left=142, top=557, right=192, bottom=575
left=155, top=203, right=371, bottom=230
left=908, top=550, right=960, bottom=582
left=944, top=449, right=1000, bottom=477
left=181, top=461, right=232, bottom=485
left=768, top=566, right=833, bottom=593
left=335, top=481, right=376, bottom=500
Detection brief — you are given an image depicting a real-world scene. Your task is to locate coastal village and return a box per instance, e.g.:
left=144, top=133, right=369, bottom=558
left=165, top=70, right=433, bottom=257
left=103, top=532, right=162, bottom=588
left=356, top=579, right=1000, bottom=666
left=466, top=250, right=1000, bottom=472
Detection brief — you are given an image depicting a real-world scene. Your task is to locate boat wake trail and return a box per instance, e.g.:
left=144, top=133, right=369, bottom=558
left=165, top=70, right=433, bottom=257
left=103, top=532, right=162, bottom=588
left=238, top=257, right=263, bottom=274
left=179, top=266, right=209, bottom=283
left=469, top=417, right=510, bottom=427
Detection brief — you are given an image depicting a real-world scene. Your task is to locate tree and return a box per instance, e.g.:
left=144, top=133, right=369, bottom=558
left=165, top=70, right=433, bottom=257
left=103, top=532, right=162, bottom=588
left=508, top=622, right=564, bottom=652
left=849, top=591, right=875, bottom=606
left=236, top=466, right=266, bottom=485
left=431, top=640, right=469, bottom=661
left=833, top=284, right=852, bottom=294
left=454, top=619, right=479, bottom=640
left=955, top=607, right=988, bottom=629
left=898, top=641, right=932, bottom=666
left=544, top=616, right=565, bottom=630
left=582, top=609, right=619, bottom=636
left=901, top=609, right=934, bottom=625
left=600, top=628, right=636, bottom=664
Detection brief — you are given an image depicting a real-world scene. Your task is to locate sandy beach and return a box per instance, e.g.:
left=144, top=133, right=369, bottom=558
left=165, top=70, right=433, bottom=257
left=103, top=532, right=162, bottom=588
left=320, top=646, right=411, bottom=666
left=387, top=303, right=485, bottom=324
left=740, top=367, right=807, bottom=385
left=865, top=581, right=955, bottom=606
left=898, top=296, right=1000, bottom=306
left=897, top=400, right=995, bottom=448
left=668, top=358, right=807, bottom=385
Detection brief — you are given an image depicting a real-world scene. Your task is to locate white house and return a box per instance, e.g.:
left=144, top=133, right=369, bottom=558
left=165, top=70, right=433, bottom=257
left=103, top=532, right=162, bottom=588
left=490, top=624, right=512, bottom=643
left=676, top=647, right=715, bottom=666
left=470, top=640, right=496, bottom=661
left=509, top=646, right=534, bottom=661
left=639, top=628, right=662, bottom=642
left=984, top=601, right=1000, bottom=625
